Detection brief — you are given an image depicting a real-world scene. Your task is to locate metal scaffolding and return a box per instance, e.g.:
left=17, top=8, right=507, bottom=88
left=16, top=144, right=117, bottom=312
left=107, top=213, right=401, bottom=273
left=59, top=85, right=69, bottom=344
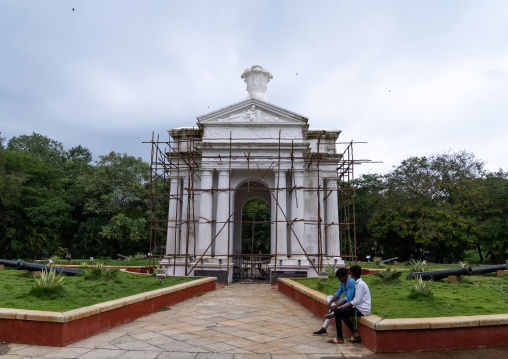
left=145, top=130, right=372, bottom=283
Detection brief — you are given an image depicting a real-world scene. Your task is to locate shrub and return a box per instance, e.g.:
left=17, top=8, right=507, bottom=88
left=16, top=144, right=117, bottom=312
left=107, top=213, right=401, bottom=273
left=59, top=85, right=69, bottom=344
left=409, top=275, right=434, bottom=299
left=133, top=253, right=144, bottom=260
left=375, top=268, right=402, bottom=281
left=373, top=256, right=382, bottom=265
left=407, top=258, right=426, bottom=272
left=325, top=264, right=336, bottom=279
left=105, top=269, right=119, bottom=281
left=91, top=262, right=105, bottom=276
left=33, top=268, right=65, bottom=288
left=79, top=262, right=89, bottom=270
left=30, top=268, right=66, bottom=299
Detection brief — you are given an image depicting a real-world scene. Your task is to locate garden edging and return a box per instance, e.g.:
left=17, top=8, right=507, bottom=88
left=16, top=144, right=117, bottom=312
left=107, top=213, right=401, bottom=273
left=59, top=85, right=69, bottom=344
left=0, top=277, right=217, bottom=346
left=278, top=278, right=508, bottom=353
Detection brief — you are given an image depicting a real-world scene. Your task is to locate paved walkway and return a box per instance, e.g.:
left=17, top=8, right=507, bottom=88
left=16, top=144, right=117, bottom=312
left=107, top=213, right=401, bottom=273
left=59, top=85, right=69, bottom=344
left=1, top=284, right=507, bottom=358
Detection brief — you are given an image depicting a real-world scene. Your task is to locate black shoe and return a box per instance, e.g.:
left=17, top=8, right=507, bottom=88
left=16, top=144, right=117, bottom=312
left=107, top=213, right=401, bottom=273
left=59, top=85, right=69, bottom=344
left=313, top=328, right=327, bottom=336
left=323, top=310, right=334, bottom=319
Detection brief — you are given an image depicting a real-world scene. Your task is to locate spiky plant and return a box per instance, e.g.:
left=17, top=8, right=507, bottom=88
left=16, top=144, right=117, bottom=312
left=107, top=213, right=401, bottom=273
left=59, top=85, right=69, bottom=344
left=91, top=262, right=105, bottom=276
left=33, top=268, right=65, bottom=288
left=409, top=275, right=434, bottom=299
left=407, top=258, right=426, bottom=272
left=376, top=268, right=402, bottom=280
left=373, top=256, right=382, bottom=265
left=325, top=264, right=336, bottom=279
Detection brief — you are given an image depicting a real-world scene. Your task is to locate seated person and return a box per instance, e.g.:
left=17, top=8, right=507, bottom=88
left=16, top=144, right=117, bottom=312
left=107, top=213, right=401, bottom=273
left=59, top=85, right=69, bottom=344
left=313, top=267, right=355, bottom=336
left=327, top=265, right=371, bottom=344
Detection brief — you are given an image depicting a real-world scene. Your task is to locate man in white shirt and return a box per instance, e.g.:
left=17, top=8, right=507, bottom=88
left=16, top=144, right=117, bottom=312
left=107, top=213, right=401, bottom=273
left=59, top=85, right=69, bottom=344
left=327, top=265, right=371, bottom=344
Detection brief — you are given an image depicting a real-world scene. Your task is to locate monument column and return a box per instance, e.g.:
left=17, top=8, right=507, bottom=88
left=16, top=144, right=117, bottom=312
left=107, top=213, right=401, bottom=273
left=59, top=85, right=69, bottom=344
left=274, top=169, right=288, bottom=256
left=197, top=170, right=213, bottom=257
left=290, top=170, right=305, bottom=255
left=215, top=170, right=230, bottom=257
left=166, top=176, right=180, bottom=255
left=325, top=178, right=340, bottom=257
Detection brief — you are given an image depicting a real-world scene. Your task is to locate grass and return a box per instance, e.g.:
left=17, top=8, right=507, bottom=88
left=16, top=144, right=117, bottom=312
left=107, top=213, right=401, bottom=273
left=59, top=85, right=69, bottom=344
left=294, top=272, right=508, bottom=319
left=0, top=267, right=201, bottom=312
left=34, top=258, right=152, bottom=266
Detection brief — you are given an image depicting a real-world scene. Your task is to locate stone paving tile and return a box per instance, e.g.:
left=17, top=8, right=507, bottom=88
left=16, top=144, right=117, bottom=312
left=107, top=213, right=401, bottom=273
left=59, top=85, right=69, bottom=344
left=114, top=340, right=163, bottom=351
left=233, top=354, right=272, bottom=359
left=154, top=353, right=197, bottom=359
left=154, top=341, right=210, bottom=353
left=195, top=353, right=234, bottom=359
left=42, top=347, right=93, bottom=358
left=78, top=348, right=126, bottom=359
left=8, top=345, right=59, bottom=357
left=116, top=350, right=162, bottom=359
left=66, top=331, right=125, bottom=348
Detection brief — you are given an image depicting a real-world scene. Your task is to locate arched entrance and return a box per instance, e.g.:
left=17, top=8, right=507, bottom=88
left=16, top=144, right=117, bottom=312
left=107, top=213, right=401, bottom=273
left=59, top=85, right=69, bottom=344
left=232, top=181, right=271, bottom=281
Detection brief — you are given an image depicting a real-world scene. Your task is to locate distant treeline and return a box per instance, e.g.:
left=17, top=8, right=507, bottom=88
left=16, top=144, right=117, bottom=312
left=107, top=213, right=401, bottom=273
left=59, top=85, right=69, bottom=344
left=1, top=133, right=506, bottom=263
left=0, top=132, right=153, bottom=259
left=352, top=151, right=507, bottom=263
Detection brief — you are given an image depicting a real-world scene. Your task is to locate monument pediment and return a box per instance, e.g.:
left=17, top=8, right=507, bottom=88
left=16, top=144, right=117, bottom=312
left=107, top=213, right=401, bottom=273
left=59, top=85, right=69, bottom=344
left=197, top=99, right=308, bottom=126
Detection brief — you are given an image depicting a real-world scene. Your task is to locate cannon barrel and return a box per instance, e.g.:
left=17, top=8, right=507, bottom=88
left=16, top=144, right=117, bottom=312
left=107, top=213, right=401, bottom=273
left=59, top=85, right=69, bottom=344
left=117, top=254, right=128, bottom=259
left=471, top=264, right=507, bottom=275
left=0, top=259, right=21, bottom=268
left=16, top=261, right=84, bottom=276
left=380, top=257, right=398, bottom=264
left=407, top=266, right=473, bottom=280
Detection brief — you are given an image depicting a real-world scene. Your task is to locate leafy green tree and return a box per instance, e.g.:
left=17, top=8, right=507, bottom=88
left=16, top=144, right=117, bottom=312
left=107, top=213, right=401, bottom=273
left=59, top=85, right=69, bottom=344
left=241, top=198, right=270, bottom=254
left=365, top=151, right=488, bottom=262
left=77, top=152, right=150, bottom=257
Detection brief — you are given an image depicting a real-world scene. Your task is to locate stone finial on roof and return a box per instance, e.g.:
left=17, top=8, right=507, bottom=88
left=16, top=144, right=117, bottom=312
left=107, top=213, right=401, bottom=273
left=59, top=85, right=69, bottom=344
left=241, top=65, right=273, bottom=102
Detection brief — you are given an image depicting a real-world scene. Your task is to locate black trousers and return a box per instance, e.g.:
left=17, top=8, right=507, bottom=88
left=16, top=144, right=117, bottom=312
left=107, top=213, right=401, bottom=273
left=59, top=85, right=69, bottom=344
left=333, top=307, right=363, bottom=339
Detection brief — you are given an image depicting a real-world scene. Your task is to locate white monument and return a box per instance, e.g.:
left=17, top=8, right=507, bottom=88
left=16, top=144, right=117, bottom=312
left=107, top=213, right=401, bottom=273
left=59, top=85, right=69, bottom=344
left=161, top=65, right=345, bottom=283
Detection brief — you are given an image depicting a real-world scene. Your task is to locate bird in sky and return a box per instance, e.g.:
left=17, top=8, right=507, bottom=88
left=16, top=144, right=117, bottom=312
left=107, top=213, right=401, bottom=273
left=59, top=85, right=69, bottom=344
left=72, top=8, right=75, bottom=12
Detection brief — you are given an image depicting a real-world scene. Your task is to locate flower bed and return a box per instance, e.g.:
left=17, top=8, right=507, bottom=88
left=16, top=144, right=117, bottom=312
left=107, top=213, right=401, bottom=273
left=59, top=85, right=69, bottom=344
left=278, top=278, right=508, bottom=353
left=0, top=277, right=216, bottom=346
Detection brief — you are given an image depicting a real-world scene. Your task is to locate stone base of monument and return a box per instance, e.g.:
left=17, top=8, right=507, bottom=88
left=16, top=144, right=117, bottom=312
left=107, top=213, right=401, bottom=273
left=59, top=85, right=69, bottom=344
left=268, top=257, right=345, bottom=284
left=159, top=258, right=233, bottom=284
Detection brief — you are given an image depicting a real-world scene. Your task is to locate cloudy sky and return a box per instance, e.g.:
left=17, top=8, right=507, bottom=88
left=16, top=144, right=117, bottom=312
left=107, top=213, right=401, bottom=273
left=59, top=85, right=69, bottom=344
left=1, top=0, right=507, bottom=176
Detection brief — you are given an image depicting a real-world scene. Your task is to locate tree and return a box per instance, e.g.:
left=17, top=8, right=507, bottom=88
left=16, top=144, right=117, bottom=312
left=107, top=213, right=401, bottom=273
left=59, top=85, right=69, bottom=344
left=365, top=151, right=488, bottom=262
left=77, top=152, right=150, bottom=257
left=241, top=198, right=270, bottom=254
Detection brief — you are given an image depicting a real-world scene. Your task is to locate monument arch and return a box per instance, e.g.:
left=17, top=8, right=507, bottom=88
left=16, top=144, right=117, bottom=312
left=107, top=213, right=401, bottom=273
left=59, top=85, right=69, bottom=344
left=159, top=65, right=348, bottom=283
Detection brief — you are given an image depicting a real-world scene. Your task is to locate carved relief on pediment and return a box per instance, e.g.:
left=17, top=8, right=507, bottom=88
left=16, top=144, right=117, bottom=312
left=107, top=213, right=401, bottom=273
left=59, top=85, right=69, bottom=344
left=203, top=126, right=303, bottom=140
left=214, top=104, right=291, bottom=123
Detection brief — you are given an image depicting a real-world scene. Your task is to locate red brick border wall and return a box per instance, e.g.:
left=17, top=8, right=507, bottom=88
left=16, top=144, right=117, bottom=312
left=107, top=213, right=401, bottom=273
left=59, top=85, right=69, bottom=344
left=0, top=279, right=215, bottom=347
left=278, top=278, right=508, bottom=353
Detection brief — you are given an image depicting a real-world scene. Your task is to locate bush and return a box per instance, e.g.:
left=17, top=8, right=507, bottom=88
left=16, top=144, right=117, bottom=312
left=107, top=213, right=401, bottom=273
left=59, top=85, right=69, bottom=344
left=407, top=258, right=426, bottom=272
left=34, top=268, right=65, bottom=288
left=409, top=275, right=434, bottom=299
left=325, top=264, right=336, bottom=279
left=105, top=269, right=119, bottom=281
left=373, top=256, right=382, bottom=265
left=375, top=268, right=402, bottom=281
left=30, top=268, right=66, bottom=299
left=91, top=262, right=105, bottom=276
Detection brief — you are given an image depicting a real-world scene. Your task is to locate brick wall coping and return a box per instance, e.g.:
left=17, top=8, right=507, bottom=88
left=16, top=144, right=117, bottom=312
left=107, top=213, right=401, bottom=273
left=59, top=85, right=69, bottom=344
left=0, top=277, right=216, bottom=323
left=278, top=278, right=508, bottom=330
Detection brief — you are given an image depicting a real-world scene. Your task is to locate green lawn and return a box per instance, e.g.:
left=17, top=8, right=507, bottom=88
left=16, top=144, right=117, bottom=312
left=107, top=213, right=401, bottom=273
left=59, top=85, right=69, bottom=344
left=0, top=267, right=200, bottom=312
left=34, top=258, right=152, bottom=266
left=294, top=273, right=508, bottom=319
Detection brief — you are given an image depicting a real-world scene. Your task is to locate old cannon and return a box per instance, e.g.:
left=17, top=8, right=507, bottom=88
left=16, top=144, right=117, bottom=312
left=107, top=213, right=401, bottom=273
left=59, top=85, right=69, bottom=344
left=407, top=266, right=473, bottom=280
left=0, top=259, right=84, bottom=276
left=380, top=257, right=399, bottom=264
left=471, top=264, right=507, bottom=275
